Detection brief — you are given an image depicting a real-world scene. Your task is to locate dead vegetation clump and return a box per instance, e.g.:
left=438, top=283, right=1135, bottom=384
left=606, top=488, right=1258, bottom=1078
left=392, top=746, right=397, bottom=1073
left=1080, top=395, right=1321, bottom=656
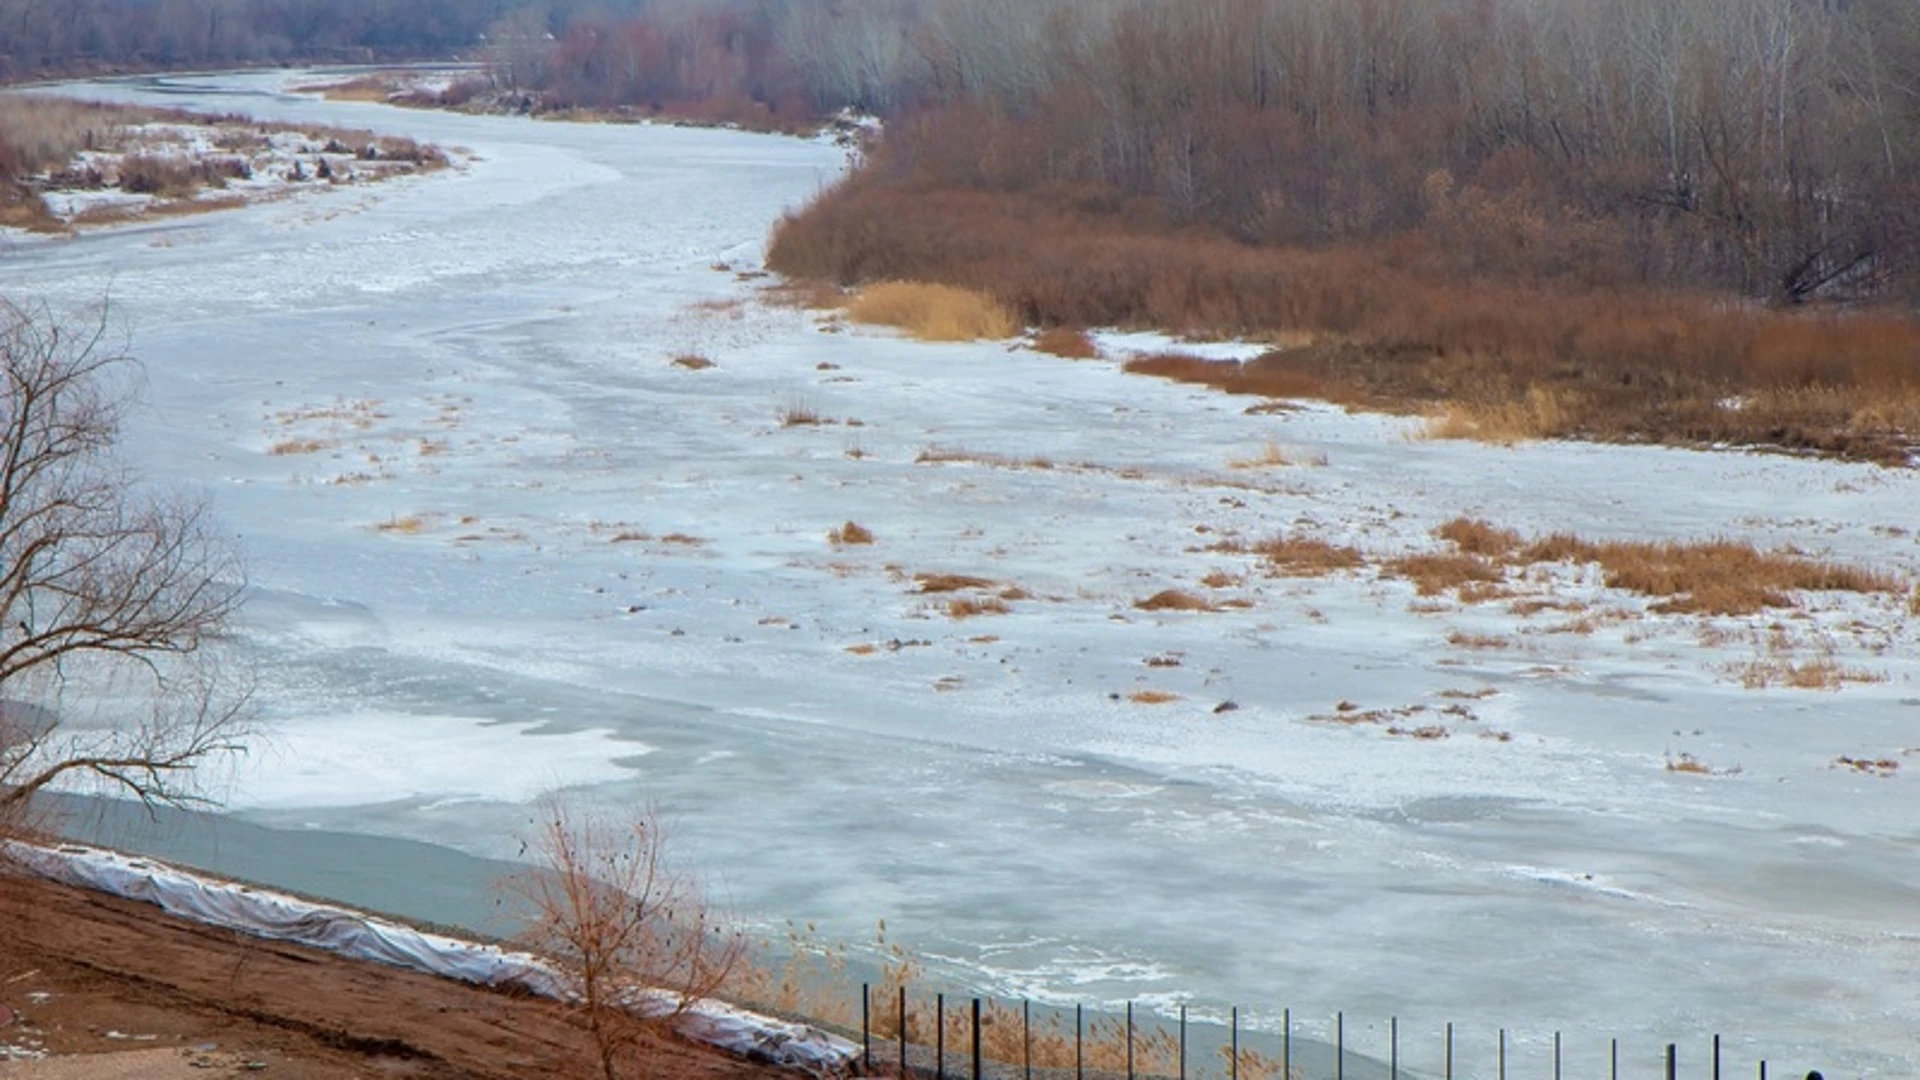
left=827, top=521, right=874, bottom=546
left=1665, top=752, right=1728, bottom=776
left=1123, top=352, right=1331, bottom=404
left=1252, top=534, right=1365, bottom=576
left=1127, top=689, right=1179, bottom=704
left=946, top=596, right=1010, bottom=618
left=1435, top=517, right=1524, bottom=558
left=670, top=353, right=715, bottom=370
left=1520, top=535, right=1900, bottom=616
left=1387, top=553, right=1505, bottom=597
left=913, top=572, right=997, bottom=593
left=1133, top=589, right=1215, bottom=612
left=1031, top=326, right=1099, bottom=358
left=1735, top=657, right=1886, bottom=690
left=1412, top=516, right=1903, bottom=616
left=844, top=281, right=1018, bottom=342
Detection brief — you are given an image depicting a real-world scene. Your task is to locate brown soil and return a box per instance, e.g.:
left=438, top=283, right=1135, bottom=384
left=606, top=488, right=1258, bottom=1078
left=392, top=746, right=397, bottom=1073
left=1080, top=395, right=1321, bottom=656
left=0, top=870, right=790, bottom=1080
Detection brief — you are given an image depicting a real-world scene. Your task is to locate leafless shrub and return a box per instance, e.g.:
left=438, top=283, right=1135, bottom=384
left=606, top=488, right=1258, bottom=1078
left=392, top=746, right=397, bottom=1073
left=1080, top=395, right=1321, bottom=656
left=508, top=800, right=745, bottom=1080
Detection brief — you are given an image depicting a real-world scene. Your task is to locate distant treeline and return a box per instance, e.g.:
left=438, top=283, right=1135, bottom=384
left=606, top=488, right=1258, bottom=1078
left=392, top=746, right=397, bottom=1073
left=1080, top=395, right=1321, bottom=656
left=6, top=0, right=1919, bottom=304
left=506, top=0, right=1919, bottom=305
left=0, top=0, right=635, bottom=76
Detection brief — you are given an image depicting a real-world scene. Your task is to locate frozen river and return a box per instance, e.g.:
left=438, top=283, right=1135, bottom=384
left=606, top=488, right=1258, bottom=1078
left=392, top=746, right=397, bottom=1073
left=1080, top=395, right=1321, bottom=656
left=5, top=70, right=1918, bottom=1079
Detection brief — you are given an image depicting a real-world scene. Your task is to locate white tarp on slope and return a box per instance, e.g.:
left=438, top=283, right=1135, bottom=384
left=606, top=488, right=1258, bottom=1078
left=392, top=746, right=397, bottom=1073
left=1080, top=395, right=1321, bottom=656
left=4, top=840, right=856, bottom=1076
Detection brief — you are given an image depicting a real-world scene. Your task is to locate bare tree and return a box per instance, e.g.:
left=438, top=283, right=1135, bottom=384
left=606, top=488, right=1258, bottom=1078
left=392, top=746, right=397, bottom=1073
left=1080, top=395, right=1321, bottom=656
left=0, top=299, right=246, bottom=830
left=510, top=798, right=745, bottom=1080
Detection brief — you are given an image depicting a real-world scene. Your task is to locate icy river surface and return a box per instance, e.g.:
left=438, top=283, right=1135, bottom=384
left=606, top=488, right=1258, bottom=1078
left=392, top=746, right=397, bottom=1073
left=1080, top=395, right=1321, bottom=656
left=5, top=70, right=1919, bottom=1079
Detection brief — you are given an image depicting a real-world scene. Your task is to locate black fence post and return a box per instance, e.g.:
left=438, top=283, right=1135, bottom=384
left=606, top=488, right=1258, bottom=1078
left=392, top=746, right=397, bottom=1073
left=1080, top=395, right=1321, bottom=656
left=1497, top=1027, right=1506, bottom=1080
left=1444, top=1022, right=1453, bottom=1080
left=937, top=994, right=945, bottom=1080
left=1127, top=1001, right=1136, bottom=1080
left=1230, top=1006, right=1239, bottom=1080
left=1553, top=1030, right=1561, bottom=1080
left=1024, top=1000, right=1032, bottom=1080
left=1610, top=1038, right=1618, bottom=1080
left=1666, top=1043, right=1678, bottom=1080
left=863, top=983, right=872, bottom=1073
left=1282, top=1007, right=1291, bottom=1080
left=1336, top=1006, right=1351, bottom=1076
left=1758, top=1061, right=1767, bottom=1080
left=1389, top=1016, right=1399, bottom=1080
left=972, top=999, right=982, bottom=1080
left=1075, top=1004, right=1083, bottom=1080
left=900, top=988, right=908, bottom=1079
left=1713, top=1034, right=1721, bottom=1080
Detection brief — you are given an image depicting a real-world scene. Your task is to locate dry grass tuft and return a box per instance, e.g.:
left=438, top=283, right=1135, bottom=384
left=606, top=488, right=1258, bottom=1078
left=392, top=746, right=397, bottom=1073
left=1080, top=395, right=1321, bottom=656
left=1134, top=589, right=1215, bottom=612
left=946, top=596, right=1010, bottom=618
left=1031, top=326, right=1099, bottom=358
left=1523, top=535, right=1899, bottom=616
left=1198, top=570, right=1241, bottom=589
left=1127, top=689, right=1180, bottom=704
left=1229, top=441, right=1325, bottom=469
left=1435, top=517, right=1524, bottom=558
left=828, top=521, right=874, bottom=546
left=658, top=532, right=706, bottom=545
left=1666, top=753, right=1717, bottom=775
left=671, top=353, right=715, bottom=370
left=375, top=514, right=427, bottom=535
left=779, top=402, right=829, bottom=426
left=1445, top=630, right=1514, bottom=649
left=1253, top=534, right=1365, bottom=576
left=1389, top=553, right=1506, bottom=596
left=843, top=643, right=878, bottom=656
left=1835, top=755, right=1899, bottom=777
left=268, top=438, right=334, bottom=456
left=914, top=573, right=996, bottom=593
left=1423, top=388, right=1577, bottom=445
left=844, top=281, right=1018, bottom=342
left=1736, top=657, right=1885, bottom=690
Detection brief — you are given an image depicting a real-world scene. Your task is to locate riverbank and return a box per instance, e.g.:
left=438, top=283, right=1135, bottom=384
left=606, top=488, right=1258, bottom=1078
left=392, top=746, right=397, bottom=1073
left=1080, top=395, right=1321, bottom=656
left=0, top=868, right=790, bottom=1079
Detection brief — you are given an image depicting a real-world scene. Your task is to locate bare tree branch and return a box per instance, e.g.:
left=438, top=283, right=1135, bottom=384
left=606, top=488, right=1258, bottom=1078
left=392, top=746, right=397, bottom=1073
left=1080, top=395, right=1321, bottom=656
left=0, top=298, right=247, bottom=827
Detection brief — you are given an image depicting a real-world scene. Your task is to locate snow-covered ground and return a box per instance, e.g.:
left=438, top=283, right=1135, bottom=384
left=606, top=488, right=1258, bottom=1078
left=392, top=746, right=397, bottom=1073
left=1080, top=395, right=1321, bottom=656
left=13, top=108, right=446, bottom=232
left=3, top=70, right=1917, bottom=1079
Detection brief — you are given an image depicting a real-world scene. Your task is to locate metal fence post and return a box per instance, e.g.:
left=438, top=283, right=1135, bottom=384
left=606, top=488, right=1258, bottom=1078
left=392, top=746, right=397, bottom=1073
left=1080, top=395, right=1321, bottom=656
left=1127, top=1002, right=1136, bottom=1080
left=1336, top=1011, right=1345, bottom=1080
left=1024, top=1000, right=1032, bottom=1080
left=1610, top=1038, right=1618, bottom=1080
left=1230, top=1006, right=1239, bottom=1080
left=1497, top=1027, right=1506, bottom=1080
left=1666, top=1043, right=1678, bottom=1080
left=936, top=994, right=945, bottom=1080
left=1282, top=1007, right=1290, bottom=1080
left=1553, top=1030, right=1561, bottom=1080
left=1075, top=1004, right=1083, bottom=1080
left=972, top=999, right=982, bottom=1080
left=1713, top=1034, right=1721, bottom=1080
left=1390, top=1016, right=1398, bottom=1080
left=1445, top=1022, right=1453, bottom=1080
left=1179, top=1005, right=1187, bottom=1080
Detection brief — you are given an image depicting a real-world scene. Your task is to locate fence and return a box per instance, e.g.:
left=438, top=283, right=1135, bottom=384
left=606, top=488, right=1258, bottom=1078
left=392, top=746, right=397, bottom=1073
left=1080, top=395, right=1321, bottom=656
left=848, top=986, right=1812, bottom=1080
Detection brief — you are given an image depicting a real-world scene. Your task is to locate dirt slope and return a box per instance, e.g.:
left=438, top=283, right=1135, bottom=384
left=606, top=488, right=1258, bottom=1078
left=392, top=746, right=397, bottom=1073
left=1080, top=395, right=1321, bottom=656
left=0, top=870, right=790, bottom=1080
